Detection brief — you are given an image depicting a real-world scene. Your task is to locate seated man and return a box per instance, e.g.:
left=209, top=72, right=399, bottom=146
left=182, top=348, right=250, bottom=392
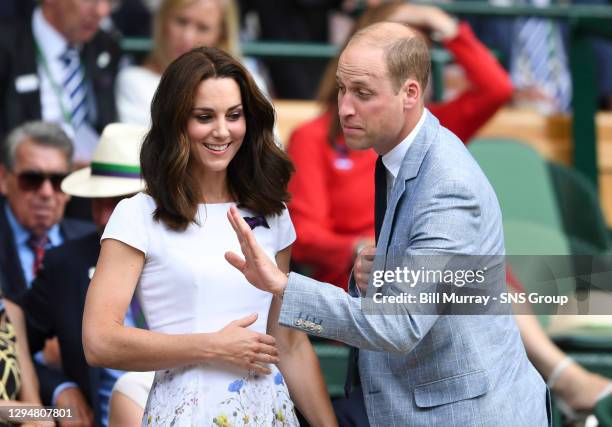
left=0, top=121, right=93, bottom=303
left=22, top=123, right=147, bottom=427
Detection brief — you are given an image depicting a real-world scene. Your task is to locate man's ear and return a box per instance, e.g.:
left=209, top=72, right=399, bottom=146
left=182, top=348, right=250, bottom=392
left=0, top=165, right=8, bottom=195
left=401, top=79, right=421, bottom=110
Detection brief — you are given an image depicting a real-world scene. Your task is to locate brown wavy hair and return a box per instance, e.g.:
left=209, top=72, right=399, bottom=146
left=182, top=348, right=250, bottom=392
left=141, top=46, right=293, bottom=231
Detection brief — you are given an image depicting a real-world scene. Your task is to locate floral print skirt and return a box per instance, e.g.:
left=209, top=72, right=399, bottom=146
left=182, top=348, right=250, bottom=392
left=142, top=364, right=299, bottom=427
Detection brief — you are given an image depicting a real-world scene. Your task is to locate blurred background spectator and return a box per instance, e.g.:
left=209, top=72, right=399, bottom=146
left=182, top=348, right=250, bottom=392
left=116, top=0, right=269, bottom=126
left=0, top=121, right=93, bottom=303
left=238, top=0, right=340, bottom=99
left=0, top=121, right=94, bottom=426
left=0, top=0, right=123, bottom=164
left=21, top=123, right=147, bottom=427
left=465, top=0, right=612, bottom=113
left=0, top=285, right=44, bottom=410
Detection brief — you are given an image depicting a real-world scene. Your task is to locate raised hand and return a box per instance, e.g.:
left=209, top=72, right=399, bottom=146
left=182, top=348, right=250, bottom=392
left=387, top=4, right=459, bottom=41
left=224, top=206, right=288, bottom=296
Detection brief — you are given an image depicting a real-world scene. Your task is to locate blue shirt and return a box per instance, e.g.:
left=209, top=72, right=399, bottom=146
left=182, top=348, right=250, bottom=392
left=4, top=203, right=63, bottom=287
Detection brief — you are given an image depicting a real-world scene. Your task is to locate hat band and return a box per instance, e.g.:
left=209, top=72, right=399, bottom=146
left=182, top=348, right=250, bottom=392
left=91, top=162, right=141, bottom=179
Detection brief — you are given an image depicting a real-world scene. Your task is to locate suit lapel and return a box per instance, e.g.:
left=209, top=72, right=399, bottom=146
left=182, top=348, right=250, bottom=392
left=0, top=200, right=28, bottom=300
left=15, top=23, right=42, bottom=121
left=376, top=112, right=440, bottom=261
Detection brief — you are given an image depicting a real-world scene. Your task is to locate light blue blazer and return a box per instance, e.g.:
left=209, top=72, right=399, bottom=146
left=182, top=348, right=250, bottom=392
left=279, top=111, right=549, bottom=426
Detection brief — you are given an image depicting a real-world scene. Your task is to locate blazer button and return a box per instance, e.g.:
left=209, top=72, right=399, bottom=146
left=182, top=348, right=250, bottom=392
left=294, top=319, right=304, bottom=327
left=315, top=325, right=323, bottom=333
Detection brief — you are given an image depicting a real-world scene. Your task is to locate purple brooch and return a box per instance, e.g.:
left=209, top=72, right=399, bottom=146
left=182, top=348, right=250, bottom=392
left=243, top=215, right=270, bottom=230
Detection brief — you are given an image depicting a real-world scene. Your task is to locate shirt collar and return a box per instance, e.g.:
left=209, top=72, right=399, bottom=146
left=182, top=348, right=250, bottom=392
left=382, top=109, right=427, bottom=180
left=32, top=6, right=69, bottom=62
left=4, top=202, right=63, bottom=247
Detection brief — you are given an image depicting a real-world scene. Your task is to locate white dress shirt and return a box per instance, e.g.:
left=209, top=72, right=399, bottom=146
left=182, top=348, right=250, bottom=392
left=382, top=108, right=428, bottom=198
left=32, top=7, right=99, bottom=163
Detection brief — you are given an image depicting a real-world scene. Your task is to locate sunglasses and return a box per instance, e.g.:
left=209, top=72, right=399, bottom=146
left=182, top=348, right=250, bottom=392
left=16, top=171, right=67, bottom=192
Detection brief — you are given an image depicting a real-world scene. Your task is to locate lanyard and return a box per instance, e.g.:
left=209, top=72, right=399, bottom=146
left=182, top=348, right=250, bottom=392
left=34, top=40, right=74, bottom=126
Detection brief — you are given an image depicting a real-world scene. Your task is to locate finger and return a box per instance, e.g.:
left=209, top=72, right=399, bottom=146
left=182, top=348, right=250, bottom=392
left=229, top=208, right=266, bottom=263
left=255, top=342, right=279, bottom=358
left=249, top=362, right=272, bottom=375
left=257, top=333, right=277, bottom=346
left=231, top=313, right=258, bottom=328
left=228, top=209, right=257, bottom=261
left=224, top=251, right=246, bottom=272
left=227, top=209, right=244, bottom=244
left=230, top=207, right=257, bottom=244
left=252, top=351, right=280, bottom=365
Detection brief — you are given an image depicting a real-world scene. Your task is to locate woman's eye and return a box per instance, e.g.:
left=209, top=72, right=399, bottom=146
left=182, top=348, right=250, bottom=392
left=196, top=115, right=212, bottom=122
left=228, top=111, right=243, bottom=121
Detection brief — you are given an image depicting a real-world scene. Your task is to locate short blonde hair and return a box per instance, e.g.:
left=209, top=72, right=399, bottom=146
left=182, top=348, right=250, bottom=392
left=350, top=22, right=430, bottom=95
left=151, top=0, right=240, bottom=68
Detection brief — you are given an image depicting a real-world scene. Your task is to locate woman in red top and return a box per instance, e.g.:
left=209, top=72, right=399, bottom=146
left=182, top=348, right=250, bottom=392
left=288, top=2, right=513, bottom=289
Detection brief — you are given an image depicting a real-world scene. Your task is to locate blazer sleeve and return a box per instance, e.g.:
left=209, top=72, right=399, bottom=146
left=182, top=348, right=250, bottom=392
left=279, top=177, right=483, bottom=354
left=22, top=259, right=74, bottom=405
left=22, top=266, right=54, bottom=355
left=35, top=361, right=71, bottom=405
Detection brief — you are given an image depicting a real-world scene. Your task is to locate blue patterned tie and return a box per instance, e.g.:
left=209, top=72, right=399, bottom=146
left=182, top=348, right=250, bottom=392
left=510, top=1, right=572, bottom=112
left=60, top=47, right=89, bottom=129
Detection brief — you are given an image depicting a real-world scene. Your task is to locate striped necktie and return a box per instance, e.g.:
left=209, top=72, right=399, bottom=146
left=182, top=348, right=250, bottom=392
left=27, top=234, right=48, bottom=277
left=510, top=1, right=572, bottom=112
left=60, top=47, right=89, bottom=129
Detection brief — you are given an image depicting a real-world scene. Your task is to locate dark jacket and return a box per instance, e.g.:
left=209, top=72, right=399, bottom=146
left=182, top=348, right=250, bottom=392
left=0, top=198, right=95, bottom=303
left=0, top=14, right=122, bottom=139
left=22, top=232, right=104, bottom=426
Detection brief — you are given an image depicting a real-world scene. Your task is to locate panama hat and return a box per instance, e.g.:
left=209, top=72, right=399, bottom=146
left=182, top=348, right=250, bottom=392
left=61, top=123, right=147, bottom=198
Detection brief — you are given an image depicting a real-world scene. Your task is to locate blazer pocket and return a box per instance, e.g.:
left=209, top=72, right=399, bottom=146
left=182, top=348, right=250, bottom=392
left=414, top=369, right=490, bottom=408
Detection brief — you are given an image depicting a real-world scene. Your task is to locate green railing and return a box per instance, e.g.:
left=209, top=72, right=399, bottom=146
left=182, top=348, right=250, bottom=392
left=122, top=2, right=612, bottom=187
left=428, top=1, right=612, bottom=188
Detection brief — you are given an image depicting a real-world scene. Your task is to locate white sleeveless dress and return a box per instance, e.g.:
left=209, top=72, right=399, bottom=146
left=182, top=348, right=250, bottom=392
left=102, top=193, right=299, bottom=427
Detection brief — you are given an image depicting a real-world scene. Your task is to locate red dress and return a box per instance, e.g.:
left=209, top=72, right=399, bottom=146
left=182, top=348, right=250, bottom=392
left=287, top=23, right=514, bottom=289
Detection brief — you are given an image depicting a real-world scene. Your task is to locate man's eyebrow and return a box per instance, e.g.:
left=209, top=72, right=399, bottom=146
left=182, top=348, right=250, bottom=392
left=336, top=75, right=372, bottom=87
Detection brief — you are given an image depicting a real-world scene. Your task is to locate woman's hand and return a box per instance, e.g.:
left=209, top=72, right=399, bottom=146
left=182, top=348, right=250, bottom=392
left=212, top=313, right=279, bottom=375
left=225, top=207, right=288, bottom=297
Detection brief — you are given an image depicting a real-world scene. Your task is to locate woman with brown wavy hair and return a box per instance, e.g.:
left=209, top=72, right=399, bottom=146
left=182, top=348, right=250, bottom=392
left=83, top=47, right=336, bottom=426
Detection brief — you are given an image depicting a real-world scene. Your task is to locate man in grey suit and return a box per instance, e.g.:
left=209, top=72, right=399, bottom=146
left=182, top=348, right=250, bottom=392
left=226, top=22, right=549, bottom=426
